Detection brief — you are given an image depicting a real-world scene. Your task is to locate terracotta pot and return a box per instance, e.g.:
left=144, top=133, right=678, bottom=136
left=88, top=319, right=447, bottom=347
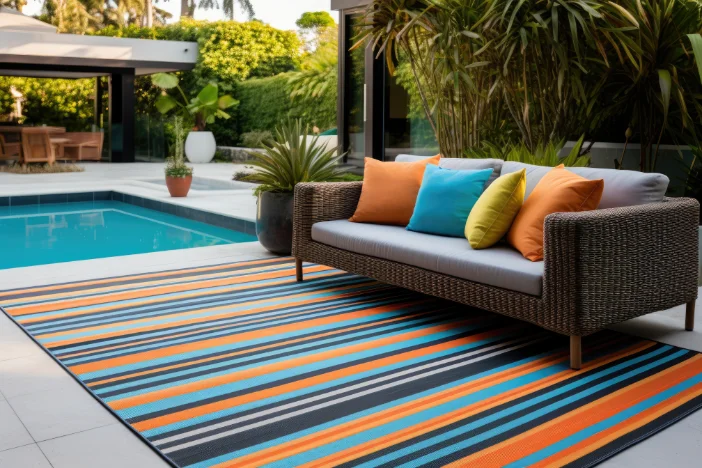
left=256, top=191, right=294, bottom=255
left=165, top=175, right=192, bottom=197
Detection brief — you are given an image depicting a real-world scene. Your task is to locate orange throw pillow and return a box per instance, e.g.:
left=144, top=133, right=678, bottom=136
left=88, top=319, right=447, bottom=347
left=350, top=155, right=441, bottom=226
left=507, top=165, right=604, bottom=261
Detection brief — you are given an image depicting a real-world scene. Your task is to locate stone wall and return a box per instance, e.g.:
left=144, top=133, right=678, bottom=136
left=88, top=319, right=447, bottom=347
left=216, top=147, right=262, bottom=163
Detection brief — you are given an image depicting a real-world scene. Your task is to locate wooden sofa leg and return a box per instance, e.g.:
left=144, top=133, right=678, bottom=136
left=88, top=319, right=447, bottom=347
left=295, top=258, right=303, bottom=282
left=570, top=336, right=582, bottom=370
left=686, top=299, right=696, bottom=331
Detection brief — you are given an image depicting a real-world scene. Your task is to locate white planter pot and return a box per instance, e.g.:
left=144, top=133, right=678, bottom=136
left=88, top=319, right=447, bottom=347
left=185, top=131, right=216, bottom=164
left=699, top=226, right=701, bottom=286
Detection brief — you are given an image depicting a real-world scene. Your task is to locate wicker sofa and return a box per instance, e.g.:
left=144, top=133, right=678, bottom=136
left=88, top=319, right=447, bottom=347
left=292, top=158, right=700, bottom=370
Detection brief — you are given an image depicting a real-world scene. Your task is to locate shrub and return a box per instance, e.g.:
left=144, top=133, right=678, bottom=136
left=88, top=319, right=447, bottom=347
left=236, top=73, right=336, bottom=141
left=0, top=77, right=94, bottom=130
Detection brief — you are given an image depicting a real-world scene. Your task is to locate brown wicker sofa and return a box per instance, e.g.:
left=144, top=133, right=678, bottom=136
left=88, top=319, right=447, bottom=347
left=292, top=158, right=700, bottom=370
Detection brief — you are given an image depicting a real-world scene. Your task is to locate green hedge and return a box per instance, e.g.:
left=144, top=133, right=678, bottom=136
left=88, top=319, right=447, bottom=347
left=0, top=20, right=336, bottom=148
left=0, top=77, right=95, bottom=130
left=236, top=73, right=336, bottom=139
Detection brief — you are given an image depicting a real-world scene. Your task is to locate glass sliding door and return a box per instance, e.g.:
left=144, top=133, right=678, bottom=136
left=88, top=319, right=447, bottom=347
left=384, top=54, right=439, bottom=161
left=343, top=13, right=366, bottom=167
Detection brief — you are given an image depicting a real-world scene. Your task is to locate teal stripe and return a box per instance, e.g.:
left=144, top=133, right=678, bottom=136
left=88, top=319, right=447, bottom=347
left=64, top=295, right=410, bottom=366
left=95, top=312, right=450, bottom=397
left=8, top=263, right=304, bottom=308
left=379, top=347, right=684, bottom=468
left=39, top=282, right=383, bottom=344
left=26, top=271, right=354, bottom=333
left=142, top=329, right=518, bottom=438
left=183, top=351, right=557, bottom=468
left=17, top=268, right=350, bottom=323
left=507, top=371, right=702, bottom=467
left=117, top=325, right=478, bottom=420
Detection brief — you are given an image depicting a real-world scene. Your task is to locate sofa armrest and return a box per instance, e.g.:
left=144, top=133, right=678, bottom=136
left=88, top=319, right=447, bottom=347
left=293, top=182, right=363, bottom=257
left=542, top=197, right=700, bottom=335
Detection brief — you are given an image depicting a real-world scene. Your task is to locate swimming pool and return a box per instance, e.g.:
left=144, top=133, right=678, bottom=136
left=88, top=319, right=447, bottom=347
left=0, top=200, right=256, bottom=269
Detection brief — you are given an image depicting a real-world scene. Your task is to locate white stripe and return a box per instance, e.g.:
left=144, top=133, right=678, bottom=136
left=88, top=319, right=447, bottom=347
left=158, top=334, right=545, bottom=453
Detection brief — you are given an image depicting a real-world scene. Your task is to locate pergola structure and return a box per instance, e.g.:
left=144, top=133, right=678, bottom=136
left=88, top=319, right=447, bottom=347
left=0, top=8, right=198, bottom=162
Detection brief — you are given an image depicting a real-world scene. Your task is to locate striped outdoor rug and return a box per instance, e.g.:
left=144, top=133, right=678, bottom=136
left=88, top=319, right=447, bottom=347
left=1, top=257, right=702, bottom=468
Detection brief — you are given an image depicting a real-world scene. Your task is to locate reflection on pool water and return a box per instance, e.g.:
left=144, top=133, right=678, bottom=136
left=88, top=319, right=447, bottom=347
left=0, top=200, right=256, bottom=269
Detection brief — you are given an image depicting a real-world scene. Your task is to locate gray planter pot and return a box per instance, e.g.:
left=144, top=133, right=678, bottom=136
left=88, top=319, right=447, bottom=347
left=256, top=191, right=294, bottom=255
left=699, top=226, right=702, bottom=286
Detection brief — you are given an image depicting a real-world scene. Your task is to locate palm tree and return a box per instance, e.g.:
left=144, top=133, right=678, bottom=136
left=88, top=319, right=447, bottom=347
left=0, top=0, right=28, bottom=12
left=183, top=0, right=253, bottom=20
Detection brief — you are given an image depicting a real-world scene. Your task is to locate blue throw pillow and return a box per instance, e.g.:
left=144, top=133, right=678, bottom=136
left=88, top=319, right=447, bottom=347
left=407, top=165, right=493, bottom=237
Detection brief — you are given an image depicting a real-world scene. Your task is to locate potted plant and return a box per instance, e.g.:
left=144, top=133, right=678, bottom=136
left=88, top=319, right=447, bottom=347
left=151, top=72, right=238, bottom=164
left=165, top=116, right=193, bottom=197
left=246, top=119, right=347, bottom=255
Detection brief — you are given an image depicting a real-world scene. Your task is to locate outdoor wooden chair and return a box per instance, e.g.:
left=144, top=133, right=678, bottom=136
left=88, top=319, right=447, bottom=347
left=0, top=134, right=21, bottom=162
left=61, top=132, right=104, bottom=161
left=20, top=128, right=57, bottom=165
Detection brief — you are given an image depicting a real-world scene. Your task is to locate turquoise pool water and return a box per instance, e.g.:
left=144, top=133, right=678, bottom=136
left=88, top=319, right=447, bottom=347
left=0, top=201, right=256, bottom=269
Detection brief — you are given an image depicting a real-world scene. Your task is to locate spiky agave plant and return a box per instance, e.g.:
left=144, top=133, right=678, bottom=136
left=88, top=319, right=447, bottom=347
left=245, top=119, right=348, bottom=196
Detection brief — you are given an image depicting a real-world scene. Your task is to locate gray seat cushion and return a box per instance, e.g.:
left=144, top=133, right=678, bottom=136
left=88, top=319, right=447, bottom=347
left=395, top=155, right=503, bottom=186
left=501, top=161, right=669, bottom=209
left=312, top=220, right=544, bottom=296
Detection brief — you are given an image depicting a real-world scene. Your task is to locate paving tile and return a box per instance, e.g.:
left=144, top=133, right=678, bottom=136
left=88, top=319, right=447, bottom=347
left=0, top=317, right=45, bottom=362
left=601, top=411, right=702, bottom=467
left=0, top=444, right=52, bottom=468
left=0, top=401, right=34, bottom=452
left=0, top=353, right=73, bottom=398
left=7, top=380, right=116, bottom=442
left=38, top=424, right=168, bottom=468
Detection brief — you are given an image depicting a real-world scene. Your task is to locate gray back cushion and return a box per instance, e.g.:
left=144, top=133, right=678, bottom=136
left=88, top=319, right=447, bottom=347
left=501, top=161, right=669, bottom=209
left=394, top=155, right=503, bottom=186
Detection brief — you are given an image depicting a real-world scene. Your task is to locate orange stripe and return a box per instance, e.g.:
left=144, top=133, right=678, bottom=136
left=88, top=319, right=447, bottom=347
left=64, top=293, right=409, bottom=363
left=19, top=269, right=348, bottom=326
left=10, top=264, right=333, bottom=317
left=41, top=281, right=386, bottom=347
left=2, top=262, right=297, bottom=306
left=537, top=383, right=702, bottom=467
left=86, top=308, right=436, bottom=388
left=0, top=257, right=289, bottom=299
left=446, top=354, right=702, bottom=467
left=131, top=325, right=507, bottom=432
left=110, top=315, right=472, bottom=411
left=69, top=297, right=415, bottom=375
left=237, top=338, right=650, bottom=468
left=38, top=275, right=374, bottom=341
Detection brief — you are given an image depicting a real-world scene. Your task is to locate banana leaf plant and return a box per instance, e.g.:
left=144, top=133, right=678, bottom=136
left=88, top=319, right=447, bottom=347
left=151, top=73, right=239, bottom=131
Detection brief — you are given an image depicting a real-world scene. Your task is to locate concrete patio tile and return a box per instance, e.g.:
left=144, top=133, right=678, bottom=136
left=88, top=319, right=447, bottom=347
left=609, top=295, right=702, bottom=353
left=601, top=409, right=702, bottom=467
left=0, top=242, right=273, bottom=291
left=0, top=314, right=45, bottom=362
left=0, top=444, right=52, bottom=468
left=7, top=380, right=116, bottom=442
left=38, top=423, right=169, bottom=468
left=0, top=401, right=34, bottom=452
left=0, top=353, right=73, bottom=399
